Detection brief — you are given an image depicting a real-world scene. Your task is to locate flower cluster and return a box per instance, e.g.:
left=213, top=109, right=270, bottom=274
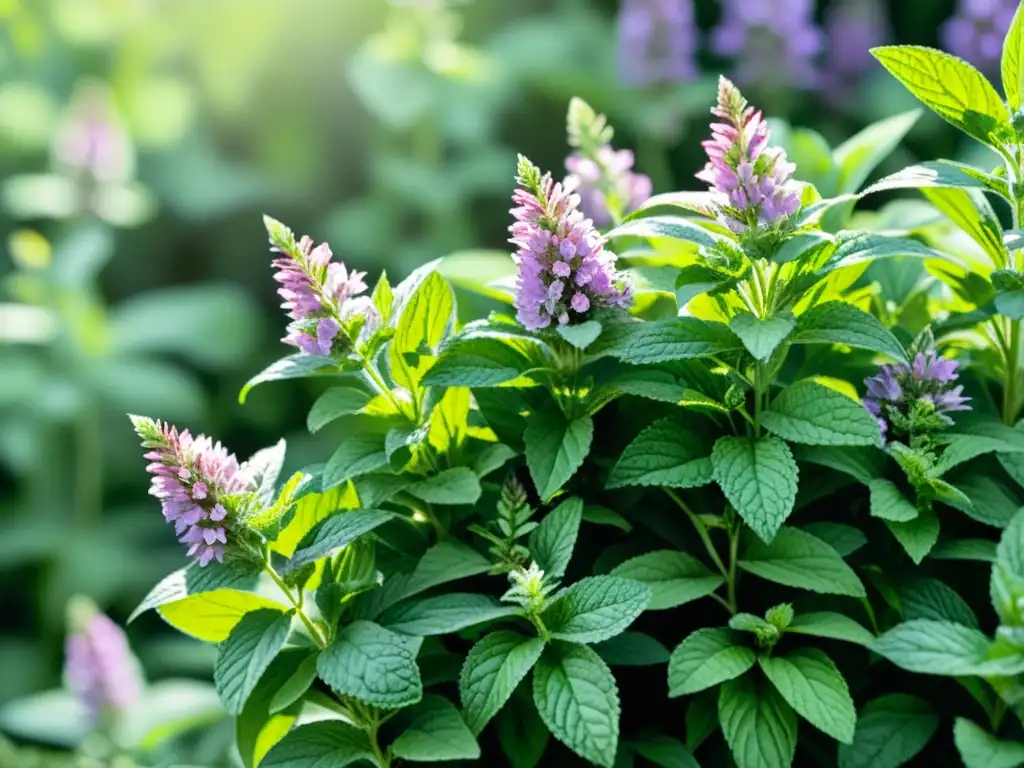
left=268, top=218, right=369, bottom=357
left=64, top=597, right=142, bottom=721
left=941, top=0, right=1017, bottom=74
left=132, top=415, right=254, bottom=566
left=565, top=146, right=652, bottom=229
left=863, top=351, right=972, bottom=441
left=510, top=156, right=632, bottom=331
left=617, top=0, right=697, bottom=86
left=696, top=77, right=800, bottom=234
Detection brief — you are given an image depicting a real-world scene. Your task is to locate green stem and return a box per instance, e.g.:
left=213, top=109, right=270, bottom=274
left=265, top=562, right=328, bottom=649
left=726, top=526, right=739, bottom=614
left=665, top=489, right=728, bottom=579
left=368, top=720, right=391, bottom=768
left=1005, top=319, right=1021, bottom=426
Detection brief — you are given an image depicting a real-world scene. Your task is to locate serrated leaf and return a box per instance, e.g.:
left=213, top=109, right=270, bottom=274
left=954, top=717, right=1024, bottom=768
left=239, top=354, right=339, bottom=404
left=838, top=693, right=939, bottom=768
left=392, top=695, right=481, bottom=762
left=214, top=609, right=293, bottom=716
left=885, top=506, right=940, bottom=565
left=730, top=312, right=795, bottom=362
left=1003, top=2, right=1024, bottom=110
left=381, top=594, right=518, bottom=636
left=868, top=479, right=919, bottom=522
left=668, top=628, right=756, bottom=697
left=406, top=468, right=482, bottom=506
left=158, top=590, right=288, bottom=643
left=556, top=320, right=603, bottom=349
left=611, top=550, right=724, bottom=610
left=607, top=419, right=714, bottom=489
left=425, top=333, right=537, bottom=388
left=871, top=45, right=1011, bottom=146
left=307, top=385, right=372, bottom=433
left=933, top=433, right=1024, bottom=476
left=260, top=721, right=373, bottom=768
left=595, top=317, right=743, bottom=364
left=863, top=160, right=1009, bottom=198
left=898, top=578, right=979, bottom=628
left=674, top=264, right=735, bottom=307
left=607, top=214, right=734, bottom=251
left=237, top=649, right=307, bottom=767
left=790, top=302, right=908, bottom=362
left=529, top=496, right=583, bottom=580
left=323, top=434, right=389, bottom=489
left=460, top=630, right=545, bottom=735
left=759, top=648, right=856, bottom=744
left=762, top=381, right=883, bottom=447
left=532, top=642, right=621, bottom=768
left=787, top=612, right=874, bottom=647
left=543, top=576, right=651, bottom=644
left=871, top=619, right=1006, bottom=676
left=718, top=675, right=797, bottom=768
left=129, top=561, right=261, bottom=623
left=389, top=270, right=454, bottom=391
left=525, top=413, right=593, bottom=501
left=272, top=484, right=359, bottom=557
left=592, top=631, right=670, bottom=667
left=712, top=436, right=798, bottom=543
left=282, top=509, right=395, bottom=574
left=739, top=526, right=866, bottom=597
left=401, top=540, right=493, bottom=600
left=316, top=620, right=422, bottom=709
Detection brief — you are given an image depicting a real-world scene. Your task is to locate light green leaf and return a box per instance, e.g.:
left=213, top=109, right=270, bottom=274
left=237, top=649, right=308, bottom=767
left=712, top=436, right=798, bottom=543
left=460, top=630, right=545, bottom=735
left=389, top=270, right=454, bottom=391
left=323, top=434, right=389, bottom=489
left=718, top=675, right=797, bottom=768
left=868, top=479, right=919, bottom=522
left=543, top=576, right=651, bottom=644
left=525, top=412, right=593, bottom=501
left=759, top=648, right=856, bottom=744
left=898, top=578, right=978, bottom=628
left=427, top=385, right=469, bottom=457
left=863, top=160, right=1009, bottom=198
left=834, top=110, right=921, bottom=194
left=239, top=354, right=339, bottom=404
left=762, top=381, right=883, bottom=447
left=158, top=590, right=288, bottom=643
left=392, top=695, right=481, bottom=762
left=885, top=506, right=940, bottom=565
left=933, top=433, right=1024, bottom=477
left=529, top=496, right=583, bottom=580
left=307, top=385, right=372, bottom=433
left=268, top=652, right=318, bottom=714
left=954, top=717, right=1024, bottom=768
left=606, top=419, right=714, bottom=489
left=129, top=561, right=261, bottom=623
left=272, top=484, right=358, bottom=558
left=532, top=642, right=621, bottom=768
left=739, top=526, right=866, bottom=597
left=668, top=628, right=756, bottom=697
left=871, top=619, right=1005, bottom=676
left=381, top=594, right=518, bottom=636
left=1006, top=2, right=1024, bottom=109
left=556, top=320, right=603, bottom=350
left=923, top=186, right=1007, bottom=264
left=838, top=693, right=939, bottom=768
left=214, top=609, right=293, bottom=716
left=401, top=540, right=493, bottom=600
left=821, top=232, right=938, bottom=276
left=632, top=735, right=700, bottom=768
left=729, top=312, right=795, bottom=362
left=406, top=468, right=482, bottom=506
left=787, top=612, right=874, bottom=647
left=611, top=550, right=724, bottom=610
left=316, top=621, right=422, bottom=709
left=790, top=302, right=908, bottom=362
left=802, top=522, right=868, bottom=557
left=871, top=45, right=1011, bottom=146
left=595, top=317, right=743, bottom=365
left=998, top=508, right=1024, bottom=577
left=607, top=214, right=734, bottom=251
left=592, top=631, right=670, bottom=667
left=424, top=333, right=537, bottom=388
left=282, top=509, right=395, bottom=574
left=260, top=721, right=373, bottom=768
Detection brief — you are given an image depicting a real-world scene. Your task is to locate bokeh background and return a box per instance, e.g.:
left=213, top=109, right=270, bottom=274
left=0, top=0, right=1014, bottom=756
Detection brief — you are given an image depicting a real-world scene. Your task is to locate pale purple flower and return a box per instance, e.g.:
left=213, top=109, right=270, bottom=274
left=696, top=77, right=800, bottom=234
left=941, top=0, right=1017, bottom=73
left=565, top=147, right=652, bottom=228
left=64, top=598, right=142, bottom=721
left=132, top=416, right=254, bottom=567
left=510, top=158, right=632, bottom=331
left=863, top=351, right=971, bottom=440
left=55, top=83, right=132, bottom=183
left=618, top=0, right=697, bottom=86
left=711, top=0, right=824, bottom=91
left=823, top=0, right=892, bottom=96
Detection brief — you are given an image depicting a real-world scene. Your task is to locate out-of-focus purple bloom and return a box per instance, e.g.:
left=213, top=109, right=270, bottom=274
left=64, top=597, right=142, bottom=721
left=710, top=0, right=824, bottom=91
left=269, top=224, right=368, bottom=356
left=510, top=157, right=632, bottom=331
left=696, top=77, right=800, bottom=234
left=941, top=0, right=1017, bottom=73
left=565, top=146, right=652, bottom=228
left=132, top=416, right=254, bottom=567
left=618, top=0, right=697, bottom=86
left=54, top=83, right=132, bottom=183
left=823, top=0, right=892, bottom=95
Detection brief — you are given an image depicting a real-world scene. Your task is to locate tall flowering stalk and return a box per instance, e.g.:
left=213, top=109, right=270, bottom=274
left=617, top=0, right=697, bottom=86
left=132, top=416, right=254, bottom=566
left=510, top=156, right=632, bottom=331
left=697, top=77, right=800, bottom=235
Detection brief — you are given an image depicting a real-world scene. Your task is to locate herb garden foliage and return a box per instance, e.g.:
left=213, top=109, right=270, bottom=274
left=124, top=11, right=1024, bottom=768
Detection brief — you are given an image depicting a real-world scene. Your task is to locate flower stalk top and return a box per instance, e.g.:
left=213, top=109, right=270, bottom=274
left=132, top=415, right=254, bottom=566
left=510, top=155, right=632, bottom=331
left=697, top=76, right=800, bottom=235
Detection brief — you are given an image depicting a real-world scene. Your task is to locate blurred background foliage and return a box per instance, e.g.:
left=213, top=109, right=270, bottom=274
left=0, top=0, right=1011, bottom=757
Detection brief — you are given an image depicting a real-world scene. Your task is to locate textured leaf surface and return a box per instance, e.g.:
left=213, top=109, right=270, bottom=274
left=787, top=612, right=874, bottom=647
left=525, top=413, right=593, bottom=501
left=868, top=479, right=919, bottom=522
left=283, top=509, right=395, bottom=573
left=544, top=576, right=651, bottom=644
left=899, top=578, right=979, bottom=628
left=802, top=522, right=867, bottom=557
left=401, top=540, right=493, bottom=600
left=606, top=419, right=714, bottom=489
left=381, top=593, right=518, bottom=636
left=611, top=550, right=724, bottom=610
left=406, top=468, right=482, bottom=506
left=239, top=354, right=339, bottom=403
left=307, top=385, right=372, bottom=433
left=759, top=648, right=856, bottom=744
left=838, top=694, right=938, bottom=768
left=730, top=312, right=795, bottom=361
left=668, top=628, right=756, bottom=697
left=460, top=630, right=545, bottom=735
left=323, top=435, right=389, bottom=489
left=389, top=270, right=454, bottom=391
left=885, top=506, right=940, bottom=565
left=762, top=381, right=882, bottom=447
left=592, top=631, right=670, bottom=667
left=606, top=214, right=734, bottom=250
left=790, top=302, right=907, bottom=362
left=392, top=696, right=481, bottom=762
left=954, top=717, right=1024, bottom=768
left=529, top=496, right=583, bottom=579
left=719, top=675, right=797, bottom=768
left=712, top=436, right=798, bottom=543
left=596, top=317, right=743, bottom=364
left=130, top=562, right=261, bottom=623
left=158, top=590, right=288, bottom=643
left=871, top=619, right=999, bottom=675
left=214, top=609, right=293, bottom=715
left=260, top=721, right=373, bottom=768
left=424, top=334, right=536, bottom=387
left=316, top=621, right=422, bottom=708
left=739, top=526, right=866, bottom=597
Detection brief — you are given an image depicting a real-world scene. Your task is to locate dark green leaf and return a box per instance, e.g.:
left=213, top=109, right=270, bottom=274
left=611, top=550, right=724, bottom=610
left=214, top=609, right=293, bottom=715
left=838, top=693, right=939, bottom=768
left=606, top=419, right=714, bottom=490
left=668, top=628, right=756, bottom=697
left=762, top=381, right=883, bottom=447
left=739, top=526, right=866, bottom=597
left=391, top=695, right=481, bottom=762
left=790, top=302, right=908, bottom=362
left=316, top=620, right=422, bottom=709
left=718, top=675, right=797, bottom=768
left=460, top=630, right=545, bottom=735
left=525, top=412, right=593, bottom=501
left=529, top=496, right=583, bottom=580
left=712, top=436, right=799, bottom=543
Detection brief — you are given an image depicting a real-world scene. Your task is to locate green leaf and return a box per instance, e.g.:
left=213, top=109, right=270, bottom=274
left=923, top=187, right=1007, bottom=265
left=871, top=45, right=1011, bottom=146
left=759, top=648, right=856, bottom=744
left=934, top=433, right=1024, bottom=477
left=260, top=721, right=373, bottom=768
left=802, top=522, right=867, bottom=557
left=592, top=631, right=670, bottom=667
left=611, top=550, right=724, bottom=610
left=525, top=412, right=593, bottom=501
left=239, top=354, right=339, bottom=404
left=582, top=504, right=633, bottom=533
left=529, top=496, right=583, bottom=580
left=738, top=526, right=866, bottom=597
left=401, top=540, right=493, bottom=600
left=868, top=479, right=919, bottom=522
left=718, top=675, right=797, bottom=768
left=668, top=628, right=756, bottom=697
left=389, top=270, right=454, bottom=392
left=998, top=508, right=1024, bottom=577
left=268, top=652, right=319, bottom=714
left=606, top=419, right=714, bottom=489
left=606, top=214, right=734, bottom=251
left=460, top=630, right=545, bottom=735
left=316, top=620, right=422, bottom=709
left=533, top=642, right=621, bottom=768
left=762, top=381, right=883, bottom=447
left=391, top=695, right=481, bottom=762
left=323, top=434, right=389, bottom=489
left=214, top=609, right=293, bottom=716
left=821, top=232, right=938, bottom=276
left=543, top=576, right=652, bottom=644
left=282, top=509, right=395, bottom=574
left=596, top=317, right=743, bottom=365
left=863, top=160, right=1009, bottom=198
left=381, top=594, right=518, bottom=636
left=885, top=506, right=940, bottom=565
left=898, top=578, right=978, bottom=628
left=495, top=687, right=550, bottom=768
left=272, top=484, right=357, bottom=557
left=790, top=302, right=908, bottom=362
left=871, top=619, right=1005, bottom=676
left=674, top=264, right=735, bottom=307
left=556, top=320, right=603, bottom=350
left=129, top=561, right=261, bottom=623
left=1005, top=1, right=1024, bottom=111
left=787, top=612, right=874, bottom=647
left=838, top=694, right=939, bottom=768
left=632, top=736, right=700, bottom=768
left=729, top=312, right=795, bottom=362
left=833, top=110, right=921, bottom=194
left=307, top=385, right=372, bottom=433
left=712, top=436, right=798, bottom=543
left=954, top=717, right=1024, bottom=768
left=793, top=444, right=885, bottom=485
left=425, top=333, right=537, bottom=388
left=472, top=443, right=517, bottom=478
left=158, top=590, right=288, bottom=643
left=237, top=649, right=308, bottom=767
left=406, top=468, right=482, bottom=506
left=930, top=538, right=998, bottom=562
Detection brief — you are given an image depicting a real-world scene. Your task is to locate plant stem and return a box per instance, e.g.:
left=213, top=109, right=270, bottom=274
left=665, top=489, right=729, bottom=580
left=368, top=720, right=391, bottom=768
left=1005, top=319, right=1021, bottom=425
left=265, top=561, right=328, bottom=649
left=726, top=526, right=739, bottom=614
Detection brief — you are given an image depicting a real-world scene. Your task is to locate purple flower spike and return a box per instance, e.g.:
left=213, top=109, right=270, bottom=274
left=132, top=415, right=254, bottom=567
left=822, top=0, right=891, bottom=97
left=565, top=147, right=652, bottom=228
left=941, top=0, right=1018, bottom=74
left=618, top=0, right=697, bottom=86
left=510, top=156, right=632, bottom=331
